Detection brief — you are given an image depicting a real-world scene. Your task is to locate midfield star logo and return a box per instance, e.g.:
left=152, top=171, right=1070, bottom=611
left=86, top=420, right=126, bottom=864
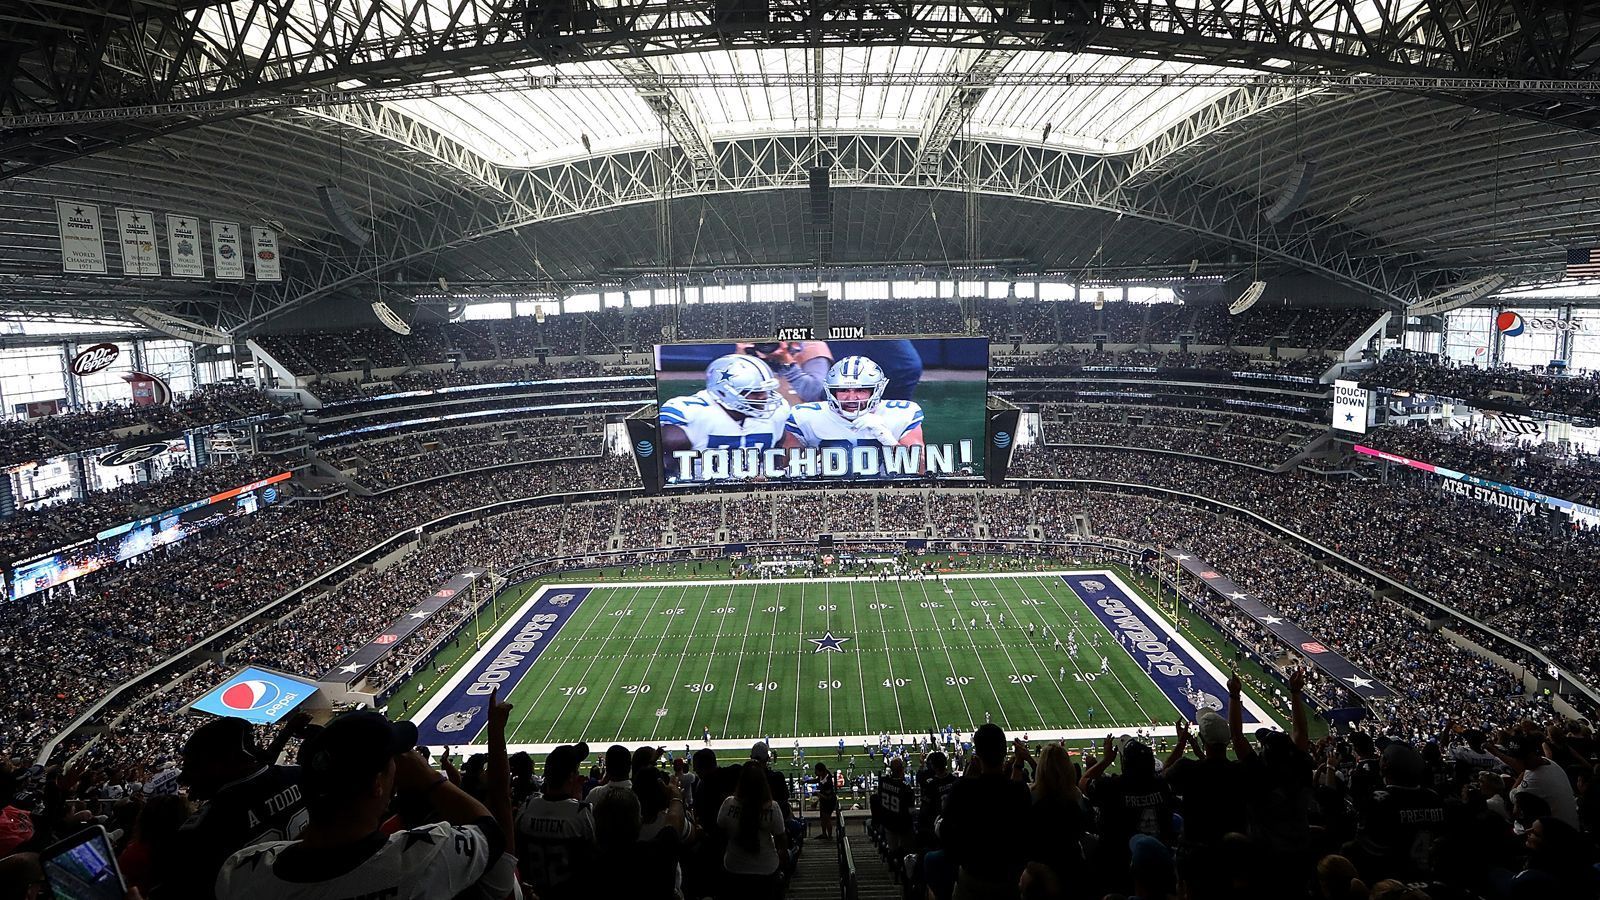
left=808, top=632, right=851, bottom=653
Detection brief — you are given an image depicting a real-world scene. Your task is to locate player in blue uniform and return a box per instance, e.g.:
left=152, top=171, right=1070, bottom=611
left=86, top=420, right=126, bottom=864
left=660, top=354, right=792, bottom=479
left=782, top=355, right=924, bottom=475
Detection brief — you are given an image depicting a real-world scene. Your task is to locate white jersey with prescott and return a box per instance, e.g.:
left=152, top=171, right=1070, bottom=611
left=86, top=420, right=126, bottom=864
left=660, top=389, right=792, bottom=451
left=785, top=399, right=923, bottom=448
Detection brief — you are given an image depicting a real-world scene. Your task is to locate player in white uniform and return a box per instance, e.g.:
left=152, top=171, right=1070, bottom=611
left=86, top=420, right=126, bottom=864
left=782, top=355, right=924, bottom=474
left=660, top=354, right=791, bottom=479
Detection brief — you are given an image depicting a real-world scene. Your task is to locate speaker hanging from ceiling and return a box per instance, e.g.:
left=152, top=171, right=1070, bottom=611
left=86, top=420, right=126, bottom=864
left=1229, top=280, right=1268, bottom=316
left=1406, top=274, right=1509, bottom=317
left=372, top=300, right=412, bottom=335
left=1262, top=159, right=1317, bottom=225
left=317, top=185, right=372, bottom=247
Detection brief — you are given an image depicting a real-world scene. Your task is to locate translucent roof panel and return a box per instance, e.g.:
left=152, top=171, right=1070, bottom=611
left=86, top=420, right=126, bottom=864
left=192, top=0, right=1427, bottom=169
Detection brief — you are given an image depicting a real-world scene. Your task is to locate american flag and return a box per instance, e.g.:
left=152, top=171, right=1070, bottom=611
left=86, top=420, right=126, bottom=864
left=1567, top=247, right=1600, bottom=279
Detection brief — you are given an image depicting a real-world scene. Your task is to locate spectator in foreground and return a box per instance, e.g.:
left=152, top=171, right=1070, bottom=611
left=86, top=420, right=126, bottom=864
left=516, top=741, right=596, bottom=900
left=167, top=716, right=308, bottom=899
left=938, top=724, right=1030, bottom=900
left=716, top=761, right=787, bottom=900
left=214, top=710, right=514, bottom=899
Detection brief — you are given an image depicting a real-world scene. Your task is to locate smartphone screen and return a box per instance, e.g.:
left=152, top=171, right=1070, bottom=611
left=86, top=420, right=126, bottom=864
left=43, top=826, right=126, bottom=900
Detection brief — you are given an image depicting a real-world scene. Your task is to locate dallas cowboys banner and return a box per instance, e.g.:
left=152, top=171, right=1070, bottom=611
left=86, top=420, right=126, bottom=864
left=1165, top=550, right=1394, bottom=699
left=166, top=213, right=204, bottom=277
left=55, top=200, right=108, bottom=274
left=116, top=208, right=160, bottom=276
left=322, top=569, right=487, bottom=685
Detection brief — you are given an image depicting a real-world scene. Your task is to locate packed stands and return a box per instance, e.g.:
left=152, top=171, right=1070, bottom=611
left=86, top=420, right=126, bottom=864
left=1365, top=350, right=1600, bottom=419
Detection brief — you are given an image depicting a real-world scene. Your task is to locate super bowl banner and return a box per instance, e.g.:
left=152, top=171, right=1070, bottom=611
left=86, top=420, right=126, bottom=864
left=115, top=208, right=160, bottom=276
left=212, top=220, right=244, bottom=279
left=55, top=200, right=107, bottom=274
left=1332, top=379, right=1370, bottom=434
left=190, top=666, right=318, bottom=725
left=166, top=213, right=204, bottom=277
left=251, top=226, right=282, bottom=281
left=1165, top=550, right=1394, bottom=699
left=322, top=569, right=488, bottom=685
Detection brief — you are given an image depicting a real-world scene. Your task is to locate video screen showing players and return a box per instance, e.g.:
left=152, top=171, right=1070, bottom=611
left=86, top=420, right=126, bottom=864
left=653, top=338, right=987, bottom=485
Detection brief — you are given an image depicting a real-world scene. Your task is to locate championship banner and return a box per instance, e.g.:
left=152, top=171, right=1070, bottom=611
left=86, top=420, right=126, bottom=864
left=115, top=208, right=160, bottom=276
left=1332, top=379, right=1370, bottom=434
left=414, top=586, right=593, bottom=745
left=55, top=200, right=107, bottom=274
left=212, top=221, right=244, bottom=279
left=166, top=214, right=204, bottom=277
left=190, top=666, right=317, bottom=725
left=250, top=226, right=282, bottom=281
left=323, top=569, right=488, bottom=685
left=1165, top=550, right=1394, bottom=699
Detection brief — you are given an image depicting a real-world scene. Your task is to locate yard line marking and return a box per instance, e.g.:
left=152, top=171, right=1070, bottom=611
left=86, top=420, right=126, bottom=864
left=720, top=580, right=763, bottom=738
left=900, top=579, right=973, bottom=729
left=845, top=579, right=870, bottom=734
left=1034, top=575, right=1121, bottom=723
left=943, top=579, right=1016, bottom=730
left=686, top=580, right=739, bottom=743
left=648, top=578, right=716, bottom=743
left=971, top=577, right=1048, bottom=728
left=572, top=585, right=679, bottom=743
left=982, top=576, right=1085, bottom=729
left=512, top=583, right=645, bottom=742
left=614, top=583, right=694, bottom=739
left=869, top=577, right=906, bottom=734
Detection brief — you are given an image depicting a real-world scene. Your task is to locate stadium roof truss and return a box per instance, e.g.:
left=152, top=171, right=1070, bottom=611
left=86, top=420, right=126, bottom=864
left=1, top=0, right=1598, bottom=331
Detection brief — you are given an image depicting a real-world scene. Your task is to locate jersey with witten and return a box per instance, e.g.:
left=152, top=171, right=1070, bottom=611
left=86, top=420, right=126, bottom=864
left=515, top=796, right=598, bottom=895
left=660, top=390, right=791, bottom=451
left=785, top=399, right=923, bottom=447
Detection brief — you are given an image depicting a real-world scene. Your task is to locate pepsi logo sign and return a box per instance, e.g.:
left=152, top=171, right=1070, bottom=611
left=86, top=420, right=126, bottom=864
left=70, top=343, right=120, bottom=376
left=98, top=442, right=170, bottom=467
left=220, top=679, right=282, bottom=712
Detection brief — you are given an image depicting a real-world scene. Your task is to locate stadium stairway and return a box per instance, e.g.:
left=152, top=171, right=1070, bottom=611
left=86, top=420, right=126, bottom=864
left=845, top=818, right=904, bottom=900
left=788, top=836, right=838, bottom=900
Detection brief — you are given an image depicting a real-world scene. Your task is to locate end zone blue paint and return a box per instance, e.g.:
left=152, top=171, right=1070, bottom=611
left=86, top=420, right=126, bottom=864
left=413, top=586, right=592, bottom=744
left=1060, top=574, right=1267, bottom=725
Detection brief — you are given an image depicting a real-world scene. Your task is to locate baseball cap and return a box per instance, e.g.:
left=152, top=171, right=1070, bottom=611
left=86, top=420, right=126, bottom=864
left=751, top=741, right=771, bottom=764
left=544, top=742, right=591, bottom=783
left=1503, top=733, right=1545, bottom=759
left=182, top=716, right=261, bottom=764
left=1196, top=710, right=1230, bottom=747
left=301, top=710, right=418, bottom=802
left=1254, top=727, right=1294, bottom=752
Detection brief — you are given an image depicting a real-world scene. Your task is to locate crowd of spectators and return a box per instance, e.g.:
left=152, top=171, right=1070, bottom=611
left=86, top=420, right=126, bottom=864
left=0, top=384, right=295, bottom=467
left=305, top=359, right=618, bottom=404
left=1011, top=445, right=1600, bottom=685
left=1361, top=423, right=1600, bottom=503
left=0, top=458, right=284, bottom=564
left=1042, top=405, right=1304, bottom=469
left=1365, top=350, right=1600, bottom=420
left=334, top=417, right=603, bottom=489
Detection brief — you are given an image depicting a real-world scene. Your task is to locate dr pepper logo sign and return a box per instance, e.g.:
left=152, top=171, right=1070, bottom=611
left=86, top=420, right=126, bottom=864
left=70, top=342, right=120, bottom=377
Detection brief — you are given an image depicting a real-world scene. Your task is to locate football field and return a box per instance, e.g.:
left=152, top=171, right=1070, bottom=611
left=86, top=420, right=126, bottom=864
left=409, top=571, right=1277, bottom=752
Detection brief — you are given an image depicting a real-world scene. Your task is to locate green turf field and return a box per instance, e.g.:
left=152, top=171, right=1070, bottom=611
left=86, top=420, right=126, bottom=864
left=408, top=571, right=1280, bottom=751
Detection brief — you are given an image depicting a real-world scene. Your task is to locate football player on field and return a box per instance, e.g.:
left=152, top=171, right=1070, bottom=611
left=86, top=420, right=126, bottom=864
left=782, top=355, right=925, bottom=474
left=660, top=354, right=792, bottom=465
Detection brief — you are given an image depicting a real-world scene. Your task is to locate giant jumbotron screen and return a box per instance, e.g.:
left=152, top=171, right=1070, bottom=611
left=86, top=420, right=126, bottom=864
left=651, top=337, right=988, bottom=487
